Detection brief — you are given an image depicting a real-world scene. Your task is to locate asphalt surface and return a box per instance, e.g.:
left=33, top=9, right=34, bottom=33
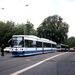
left=0, top=52, right=75, bottom=75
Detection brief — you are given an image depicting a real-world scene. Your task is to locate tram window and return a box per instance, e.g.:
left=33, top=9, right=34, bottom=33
left=47, top=43, right=51, bottom=47
left=61, top=45, right=65, bottom=48
left=19, top=40, right=24, bottom=47
left=25, top=40, right=36, bottom=47
left=44, top=43, right=51, bottom=47
left=36, top=41, right=42, bottom=47
left=32, top=41, right=36, bottom=47
left=12, top=37, right=24, bottom=47
left=52, top=44, right=56, bottom=48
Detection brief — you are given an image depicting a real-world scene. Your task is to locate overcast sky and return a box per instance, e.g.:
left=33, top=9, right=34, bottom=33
left=0, top=0, right=75, bottom=37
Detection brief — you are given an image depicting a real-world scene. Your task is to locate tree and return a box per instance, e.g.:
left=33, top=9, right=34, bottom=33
left=0, top=21, right=15, bottom=46
left=12, top=23, right=24, bottom=35
left=67, top=37, right=75, bottom=47
left=12, top=21, right=37, bottom=35
left=0, top=20, right=36, bottom=46
left=37, top=15, right=69, bottom=43
left=24, top=21, right=36, bottom=35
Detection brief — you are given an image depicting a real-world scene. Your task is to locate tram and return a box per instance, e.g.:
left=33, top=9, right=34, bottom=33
left=57, top=44, right=69, bottom=52
left=10, top=35, right=57, bottom=56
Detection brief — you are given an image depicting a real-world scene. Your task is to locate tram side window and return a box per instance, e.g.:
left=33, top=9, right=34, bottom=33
left=25, top=40, right=36, bottom=47
left=44, top=43, right=51, bottom=47
left=32, top=40, right=36, bottom=47
left=61, top=45, right=65, bottom=48
left=36, top=41, right=42, bottom=47
left=47, top=43, right=51, bottom=47
left=52, top=44, right=56, bottom=48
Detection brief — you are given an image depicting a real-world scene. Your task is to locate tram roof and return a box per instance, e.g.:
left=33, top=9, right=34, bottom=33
left=12, top=35, right=56, bottom=44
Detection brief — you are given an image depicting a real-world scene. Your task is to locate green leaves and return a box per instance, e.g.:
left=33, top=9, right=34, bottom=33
left=37, top=15, right=69, bottom=43
left=67, top=37, right=75, bottom=47
left=0, top=21, right=15, bottom=46
left=0, top=21, right=36, bottom=46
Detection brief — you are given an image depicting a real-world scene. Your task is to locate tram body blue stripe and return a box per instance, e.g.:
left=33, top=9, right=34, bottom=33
left=11, top=49, right=56, bottom=56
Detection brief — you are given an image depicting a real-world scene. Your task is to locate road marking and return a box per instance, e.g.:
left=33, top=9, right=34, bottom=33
left=10, top=52, right=67, bottom=75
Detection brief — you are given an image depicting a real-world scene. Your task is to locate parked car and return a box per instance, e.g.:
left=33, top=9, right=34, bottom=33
left=69, top=48, right=74, bottom=52
left=4, top=47, right=11, bottom=52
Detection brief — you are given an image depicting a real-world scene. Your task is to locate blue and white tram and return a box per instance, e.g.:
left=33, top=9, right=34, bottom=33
left=57, top=44, right=69, bottom=52
left=10, top=35, right=57, bottom=56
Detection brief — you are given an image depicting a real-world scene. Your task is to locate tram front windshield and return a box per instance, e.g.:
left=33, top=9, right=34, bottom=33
left=12, top=37, right=24, bottom=47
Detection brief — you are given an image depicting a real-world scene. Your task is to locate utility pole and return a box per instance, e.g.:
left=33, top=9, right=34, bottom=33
left=24, top=4, right=29, bottom=35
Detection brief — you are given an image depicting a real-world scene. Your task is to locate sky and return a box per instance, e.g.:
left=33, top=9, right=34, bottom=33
left=0, top=0, right=75, bottom=37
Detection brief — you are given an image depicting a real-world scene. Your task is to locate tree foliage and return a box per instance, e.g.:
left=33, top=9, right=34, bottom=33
left=37, top=15, right=69, bottom=43
left=24, top=21, right=37, bottom=35
left=0, top=21, right=36, bottom=46
left=0, top=21, right=15, bottom=46
left=66, top=37, right=75, bottom=47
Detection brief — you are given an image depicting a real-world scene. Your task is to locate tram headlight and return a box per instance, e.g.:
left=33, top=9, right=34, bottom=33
left=20, top=48, right=23, bottom=50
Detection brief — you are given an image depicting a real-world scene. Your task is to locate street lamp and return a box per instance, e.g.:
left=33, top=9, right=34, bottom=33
left=18, top=0, right=29, bottom=35
left=24, top=4, right=29, bottom=35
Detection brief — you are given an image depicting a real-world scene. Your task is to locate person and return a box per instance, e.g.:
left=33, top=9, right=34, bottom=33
left=1, top=44, right=5, bottom=56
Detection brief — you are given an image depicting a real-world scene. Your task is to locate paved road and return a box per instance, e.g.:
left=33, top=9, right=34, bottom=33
left=0, top=52, right=75, bottom=75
